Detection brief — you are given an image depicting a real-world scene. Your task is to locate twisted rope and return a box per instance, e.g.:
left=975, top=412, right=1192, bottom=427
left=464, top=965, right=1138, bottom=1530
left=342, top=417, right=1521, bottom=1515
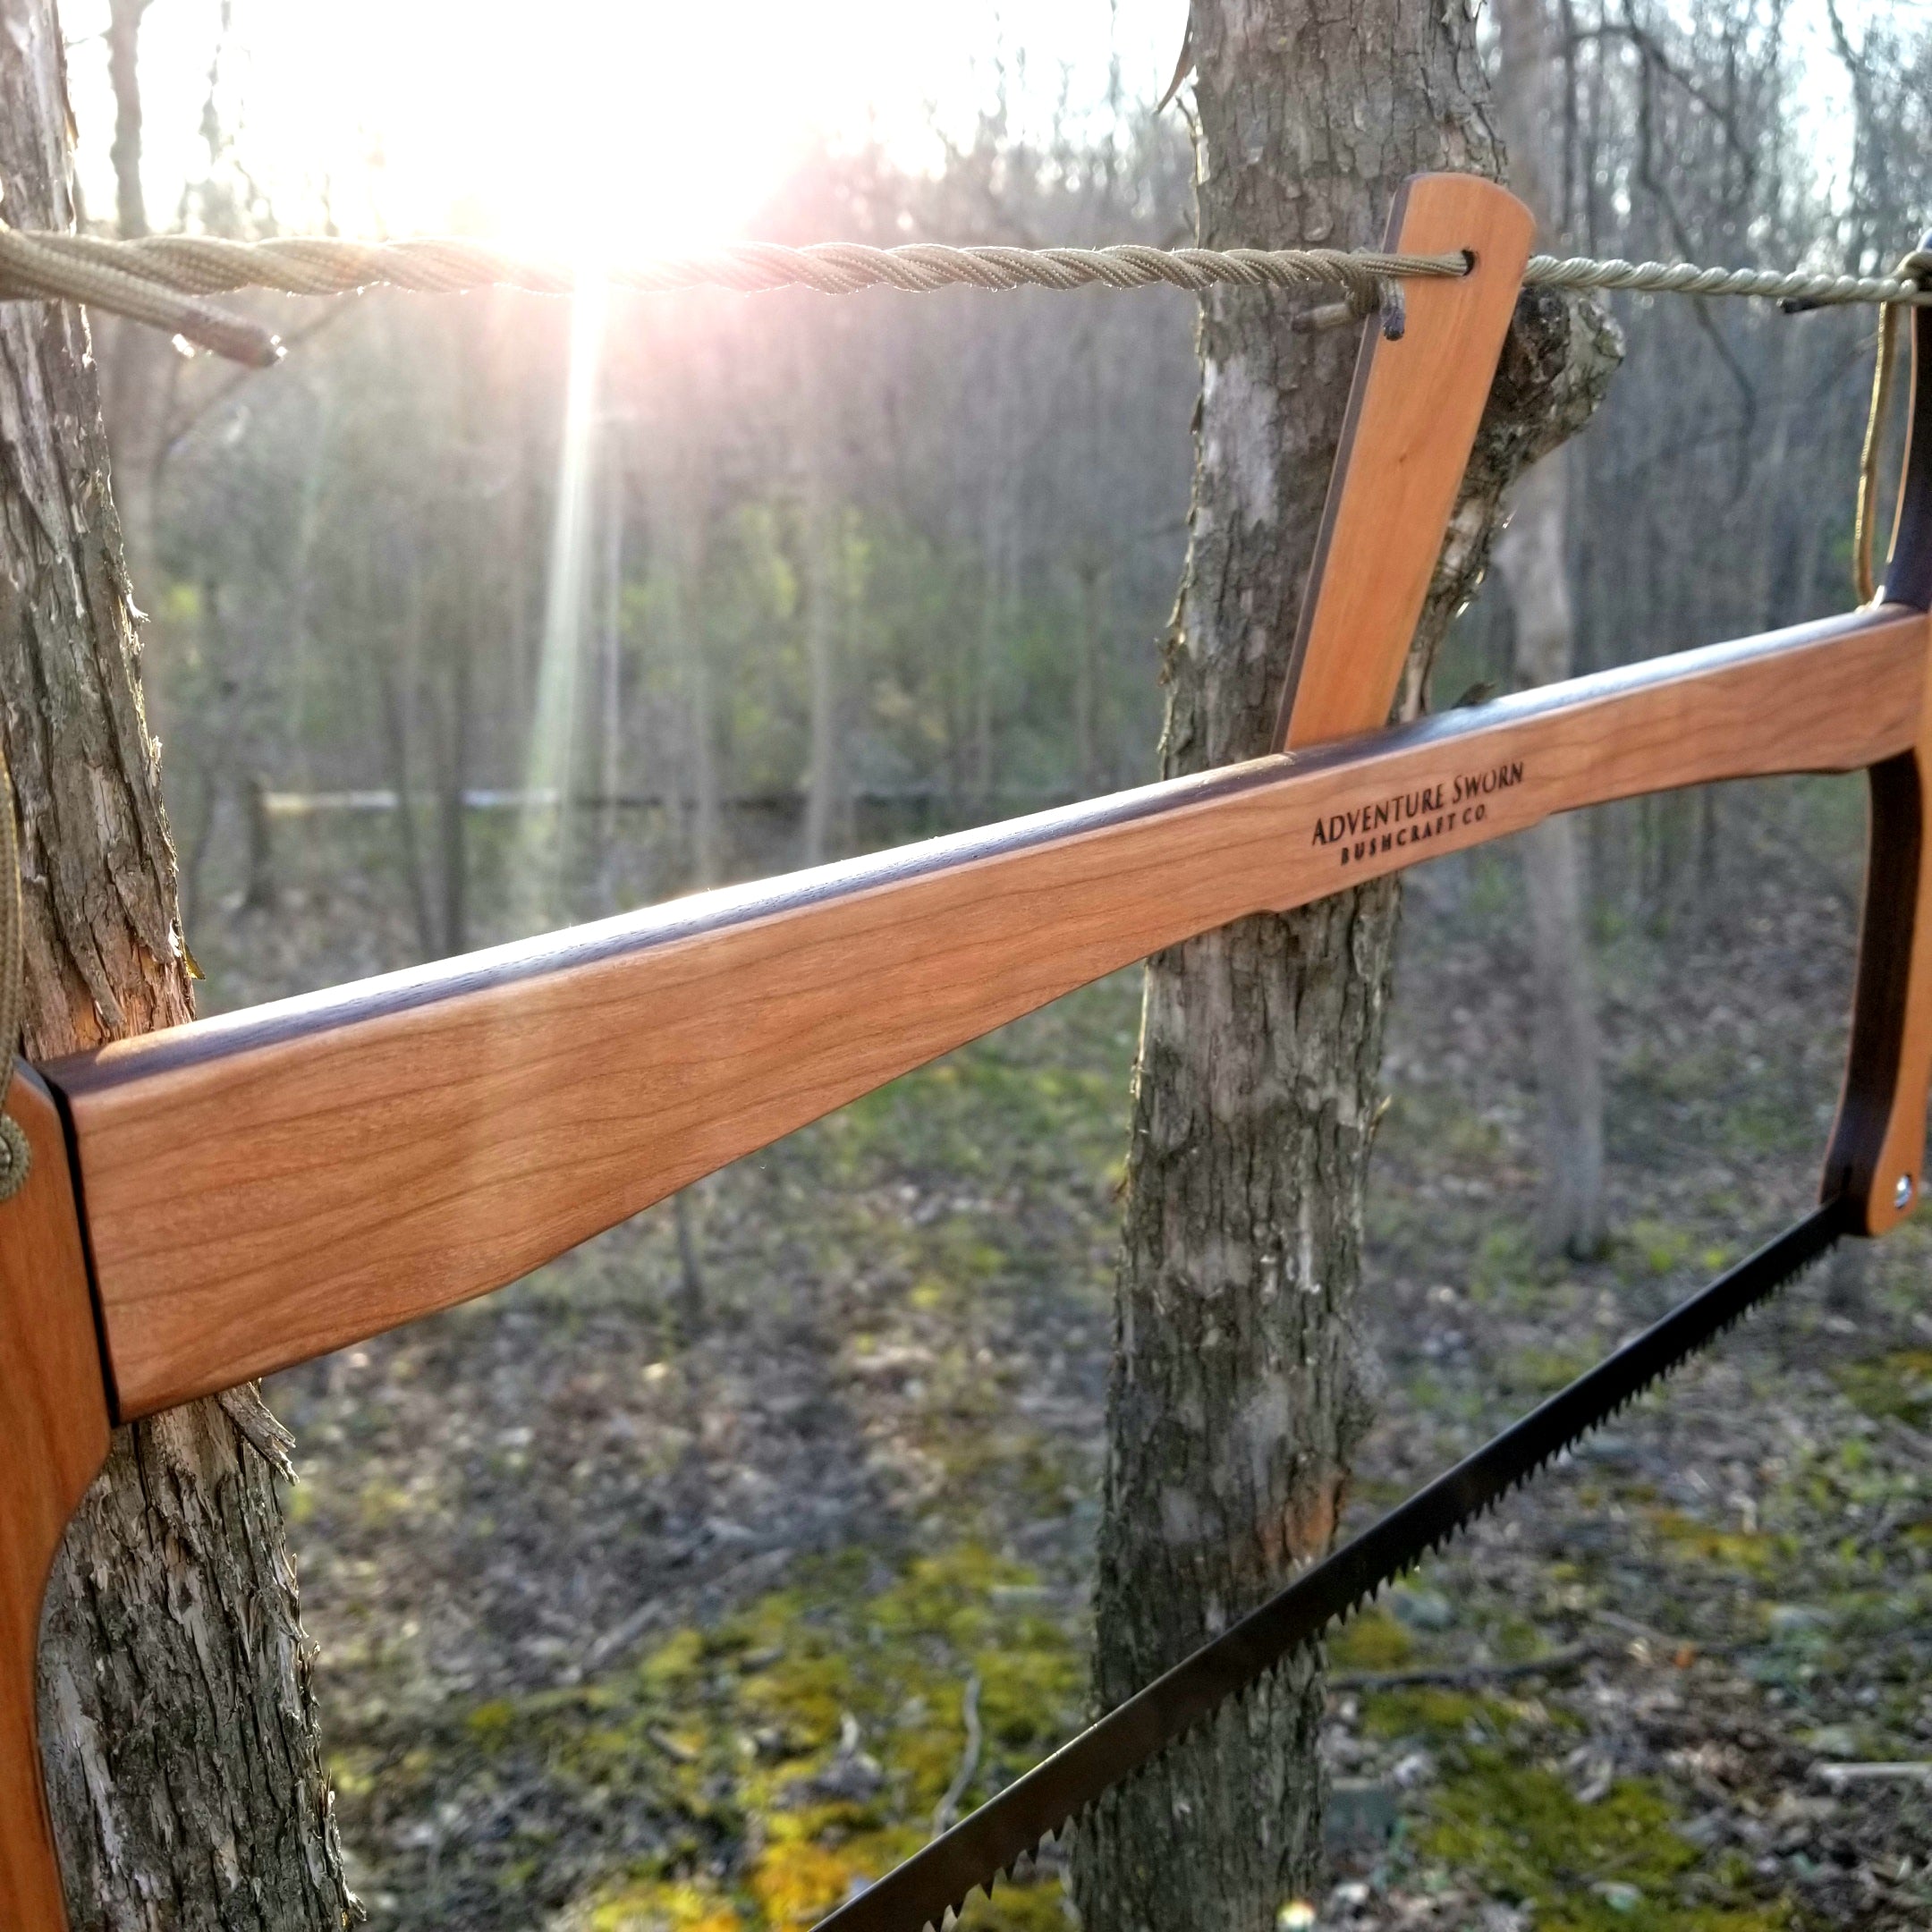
left=14, top=227, right=1457, bottom=302
left=4, top=220, right=1931, bottom=367
left=1525, top=252, right=1932, bottom=309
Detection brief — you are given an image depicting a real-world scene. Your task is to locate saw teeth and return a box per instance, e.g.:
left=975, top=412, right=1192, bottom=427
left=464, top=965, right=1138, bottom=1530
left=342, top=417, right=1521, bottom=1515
left=830, top=1216, right=1838, bottom=1932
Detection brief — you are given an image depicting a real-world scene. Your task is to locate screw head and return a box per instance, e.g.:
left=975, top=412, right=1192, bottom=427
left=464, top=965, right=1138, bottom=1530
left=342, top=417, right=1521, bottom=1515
left=1896, top=1174, right=1916, bottom=1210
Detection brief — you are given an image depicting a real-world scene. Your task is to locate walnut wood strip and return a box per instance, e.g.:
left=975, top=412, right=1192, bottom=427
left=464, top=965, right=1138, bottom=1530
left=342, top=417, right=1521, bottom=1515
left=1275, top=175, right=1536, bottom=750
left=46, top=604, right=1926, bottom=1418
left=0, top=1071, right=108, bottom=1932
left=1823, top=257, right=1932, bottom=1234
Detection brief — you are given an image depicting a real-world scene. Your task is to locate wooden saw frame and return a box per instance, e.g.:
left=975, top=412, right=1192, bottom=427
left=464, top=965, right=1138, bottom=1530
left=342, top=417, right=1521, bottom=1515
left=4, top=174, right=1931, bottom=1926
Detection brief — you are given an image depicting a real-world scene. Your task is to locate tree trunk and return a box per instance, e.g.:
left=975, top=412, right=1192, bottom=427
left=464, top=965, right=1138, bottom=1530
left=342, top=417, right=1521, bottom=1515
left=679, top=525, right=721, bottom=890
left=598, top=436, right=624, bottom=888
left=1494, top=453, right=1606, bottom=1256
left=0, top=4, right=356, bottom=1928
left=242, top=771, right=278, bottom=914
left=437, top=636, right=470, bottom=956
left=376, top=583, right=438, bottom=961
left=1071, top=5, right=1621, bottom=1926
left=1493, top=0, right=1606, bottom=1258
left=1073, top=556, right=1102, bottom=794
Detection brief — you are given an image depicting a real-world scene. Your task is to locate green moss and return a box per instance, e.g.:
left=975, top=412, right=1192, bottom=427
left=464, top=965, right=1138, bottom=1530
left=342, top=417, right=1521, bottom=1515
left=466, top=1546, right=1083, bottom=1930
left=1421, top=1751, right=1792, bottom=1932
left=1623, top=1219, right=1694, bottom=1277
left=1360, top=1686, right=1496, bottom=1739
left=1832, top=1349, right=1932, bottom=1430
left=1490, top=1613, right=1546, bottom=1663
left=641, top=1628, right=708, bottom=1691
left=1326, top=1608, right=1414, bottom=1673
left=589, top=1875, right=744, bottom=1931
left=468, top=1699, right=518, bottom=1748
left=1358, top=1676, right=1793, bottom=1931
left=1503, top=1347, right=1597, bottom=1396
left=1468, top=1224, right=1541, bottom=1307
left=1647, top=1510, right=1789, bottom=1580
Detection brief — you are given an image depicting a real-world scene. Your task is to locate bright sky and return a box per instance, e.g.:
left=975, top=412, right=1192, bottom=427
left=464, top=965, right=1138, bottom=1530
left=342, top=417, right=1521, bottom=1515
left=62, top=0, right=1184, bottom=252
left=58, top=0, right=1930, bottom=254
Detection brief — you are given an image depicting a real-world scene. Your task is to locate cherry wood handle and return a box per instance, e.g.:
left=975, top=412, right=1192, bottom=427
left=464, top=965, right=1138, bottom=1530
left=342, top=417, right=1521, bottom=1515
left=1275, top=174, right=1535, bottom=750
left=43, top=604, right=1924, bottom=1418
left=0, top=1069, right=109, bottom=1932
left=6, top=604, right=1925, bottom=1930
left=1825, top=245, right=1932, bottom=1234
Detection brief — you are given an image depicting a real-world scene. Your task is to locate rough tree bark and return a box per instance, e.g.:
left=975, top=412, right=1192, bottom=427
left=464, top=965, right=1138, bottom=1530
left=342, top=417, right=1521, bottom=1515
left=1070, top=3, right=1623, bottom=1925
left=1493, top=0, right=1607, bottom=1258
left=1, top=4, right=358, bottom=1926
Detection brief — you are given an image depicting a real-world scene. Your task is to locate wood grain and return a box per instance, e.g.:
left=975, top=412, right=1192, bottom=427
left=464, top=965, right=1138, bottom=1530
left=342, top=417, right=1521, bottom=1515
left=44, top=604, right=1925, bottom=1417
left=0, top=1069, right=108, bottom=1932
left=1274, top=174, right=1536, bottom=750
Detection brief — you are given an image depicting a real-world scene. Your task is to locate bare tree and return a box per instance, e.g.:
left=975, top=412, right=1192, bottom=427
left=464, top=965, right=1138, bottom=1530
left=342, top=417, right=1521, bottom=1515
left=1072, top=2, right=1619, bottom=1923
left=800, top=327, right=844, bottom=867
left=1494, top=0, right=1608, bottom=1257
left=2, top=0, right=354, bottom=1924
left=674, top=497, right=722, bottom=889
left=598, top=431, right=626, bottom=888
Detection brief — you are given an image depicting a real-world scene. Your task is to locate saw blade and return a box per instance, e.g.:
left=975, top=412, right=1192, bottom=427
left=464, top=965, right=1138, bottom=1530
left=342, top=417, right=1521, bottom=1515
left=812, top=1197, right=1848, bottom=1932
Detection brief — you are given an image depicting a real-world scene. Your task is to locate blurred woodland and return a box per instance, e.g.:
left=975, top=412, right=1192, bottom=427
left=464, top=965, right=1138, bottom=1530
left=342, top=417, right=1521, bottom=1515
left=99, top=0, right=1932, bottom=972
left=64, top=0, right=1932, bottom=1927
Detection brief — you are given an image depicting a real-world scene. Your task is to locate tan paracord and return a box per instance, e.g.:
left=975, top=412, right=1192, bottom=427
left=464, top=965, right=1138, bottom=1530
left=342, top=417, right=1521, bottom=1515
left=4, top=220, right=1932, bottom=370
left=1856, top=250, right=1932, bottom=607
left=3, top=220, right=1925, bottom=613
left=0, top=741, right=28, bottom=1202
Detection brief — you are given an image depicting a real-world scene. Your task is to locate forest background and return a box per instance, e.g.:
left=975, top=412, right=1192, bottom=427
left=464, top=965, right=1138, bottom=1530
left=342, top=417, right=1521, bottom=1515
left=76, top=0, right=1932, bottom=954
left=47, top=0, right=1932, bottom=1926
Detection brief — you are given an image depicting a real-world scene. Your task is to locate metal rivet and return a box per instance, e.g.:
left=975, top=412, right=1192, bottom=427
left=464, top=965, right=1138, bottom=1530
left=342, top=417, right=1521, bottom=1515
left=0, top=1113, right=30, bottom=1202
left=1896, top=1174, right=1915, bottom=1210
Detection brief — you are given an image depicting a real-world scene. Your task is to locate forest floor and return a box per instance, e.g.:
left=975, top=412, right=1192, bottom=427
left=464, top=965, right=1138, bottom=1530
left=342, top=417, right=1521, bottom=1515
left=209, top=780, right=1932, bottom=1932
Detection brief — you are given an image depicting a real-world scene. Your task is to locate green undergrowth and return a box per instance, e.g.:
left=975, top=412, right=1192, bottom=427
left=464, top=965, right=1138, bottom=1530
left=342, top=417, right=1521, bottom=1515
left=474, top=1547, right=1085, bottom=1930
left=1832, top=1348, right=1932, bottom=1431
left=823, top=973, right=1139, bottom=1199
left=1326, top=1606, right=1416, bottom=1674
left=1645, top=1509, right=1792, bottom=1581
left=1361, top=1689, right=1794, bottom=1932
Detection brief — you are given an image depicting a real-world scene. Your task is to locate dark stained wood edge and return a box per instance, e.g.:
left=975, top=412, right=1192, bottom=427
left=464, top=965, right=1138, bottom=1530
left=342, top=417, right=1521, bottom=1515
left=1882, top=235, right=1932, bottom=610
left=42, top=602, right=1924, bottom=1419
left=47, top=755, right=1298, bottom=1090
left=1826, top=267, right=1932, bottom=1234
left=1824, top=751, right=1924, bottom=1233
left=49, top=607, right=1911, bottom=1101
left=0, top=1068, right=109, bottom=1932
